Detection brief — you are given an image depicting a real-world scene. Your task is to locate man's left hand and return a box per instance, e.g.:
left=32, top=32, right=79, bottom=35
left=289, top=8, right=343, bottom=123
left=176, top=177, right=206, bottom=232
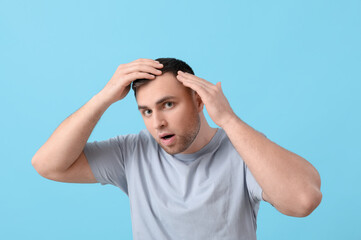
left=176, top=71, right=236, bottom=128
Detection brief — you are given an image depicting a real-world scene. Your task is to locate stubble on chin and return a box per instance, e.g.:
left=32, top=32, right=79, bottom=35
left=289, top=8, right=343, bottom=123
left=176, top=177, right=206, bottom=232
left=161, top=116, right=201, bottom=155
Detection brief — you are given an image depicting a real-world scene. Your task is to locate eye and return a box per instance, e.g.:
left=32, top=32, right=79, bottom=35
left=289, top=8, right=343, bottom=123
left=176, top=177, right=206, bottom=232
left=143, top=109, right=152, bottom=116
left=164, top=102, right=174, bottom=109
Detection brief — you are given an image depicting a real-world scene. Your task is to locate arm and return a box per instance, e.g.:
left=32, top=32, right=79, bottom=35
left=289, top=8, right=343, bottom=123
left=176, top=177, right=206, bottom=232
left=32, top=58, right=163, bottom=182
left=176, top=71, right=322, bottom=217
left=222, top=116, right=322, bottom=217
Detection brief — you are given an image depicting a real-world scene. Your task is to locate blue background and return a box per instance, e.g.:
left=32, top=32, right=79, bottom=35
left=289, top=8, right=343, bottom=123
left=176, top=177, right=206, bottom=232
left=1, top=0, right=360, bottom=239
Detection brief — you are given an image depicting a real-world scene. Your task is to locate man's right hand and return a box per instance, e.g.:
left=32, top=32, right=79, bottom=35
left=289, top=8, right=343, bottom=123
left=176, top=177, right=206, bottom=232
left=99, top=58, right=164, bottom=104
left=32, top=58, right=163, bottom=183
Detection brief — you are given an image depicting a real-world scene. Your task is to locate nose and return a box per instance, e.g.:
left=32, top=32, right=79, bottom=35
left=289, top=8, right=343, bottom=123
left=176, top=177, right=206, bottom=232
left=153, top=111, right=167, bottom=129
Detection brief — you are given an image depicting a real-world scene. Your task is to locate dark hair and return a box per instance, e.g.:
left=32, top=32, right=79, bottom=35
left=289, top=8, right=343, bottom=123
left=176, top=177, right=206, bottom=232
left=131, top=57, right=194, bottom=97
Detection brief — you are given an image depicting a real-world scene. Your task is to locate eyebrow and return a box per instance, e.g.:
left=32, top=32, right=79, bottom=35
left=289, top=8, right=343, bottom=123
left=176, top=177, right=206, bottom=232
left=138, top=96, right=176, bottom=110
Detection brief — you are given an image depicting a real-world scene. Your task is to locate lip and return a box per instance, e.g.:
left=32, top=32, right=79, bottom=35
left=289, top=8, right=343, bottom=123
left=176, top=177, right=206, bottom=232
left=159, top=133, right=176, bottom=146
left=159, top=132, right=173, bottom=138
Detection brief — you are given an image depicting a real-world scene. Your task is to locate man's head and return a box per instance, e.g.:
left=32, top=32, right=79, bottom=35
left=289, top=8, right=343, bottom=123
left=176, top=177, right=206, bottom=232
left=133, top=58, right=204, bottom=155
left=132, top=58, right=194, bottom=97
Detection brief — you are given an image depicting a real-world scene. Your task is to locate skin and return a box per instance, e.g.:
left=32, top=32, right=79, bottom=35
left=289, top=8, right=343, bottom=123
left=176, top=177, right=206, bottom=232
left=176, top=70, right=322, bottom=217
left=135, top=72, right=217, bottom=155
left=133, top=64, right=322, bottom=217
left=32, top=57, right=322, bottom=217
left=31, top=58, right=166, bottom=177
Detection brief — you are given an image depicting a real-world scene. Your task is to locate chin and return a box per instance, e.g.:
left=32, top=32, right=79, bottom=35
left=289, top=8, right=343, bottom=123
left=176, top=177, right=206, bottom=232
left=161, top=146, right=181, bottom=155
left=160, top=143, right=189, bottom=155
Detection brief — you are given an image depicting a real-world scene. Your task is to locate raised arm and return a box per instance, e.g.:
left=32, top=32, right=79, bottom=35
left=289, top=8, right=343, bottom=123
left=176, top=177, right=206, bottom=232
left=31, top=58, right=163, bottom=183
left=176, top=70, right=322, bottom=217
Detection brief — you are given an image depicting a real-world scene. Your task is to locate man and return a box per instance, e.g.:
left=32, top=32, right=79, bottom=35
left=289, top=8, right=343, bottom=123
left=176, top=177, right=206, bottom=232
left=32, top=58, right=322, bottom=239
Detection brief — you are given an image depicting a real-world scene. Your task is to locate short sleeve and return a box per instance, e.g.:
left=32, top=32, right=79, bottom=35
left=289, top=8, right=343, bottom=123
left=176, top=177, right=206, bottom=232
left=245, top=164, right=263, bottom=203
left=84, top=136, right=128, bottom=194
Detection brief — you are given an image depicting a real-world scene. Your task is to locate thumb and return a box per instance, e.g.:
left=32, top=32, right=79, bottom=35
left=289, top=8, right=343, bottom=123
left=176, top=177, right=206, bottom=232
left=216, top=82, right=222, bottom=89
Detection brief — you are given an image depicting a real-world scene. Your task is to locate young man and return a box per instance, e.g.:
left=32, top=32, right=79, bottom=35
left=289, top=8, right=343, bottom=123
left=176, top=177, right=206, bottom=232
left=32, top=58, right=322, bottom=239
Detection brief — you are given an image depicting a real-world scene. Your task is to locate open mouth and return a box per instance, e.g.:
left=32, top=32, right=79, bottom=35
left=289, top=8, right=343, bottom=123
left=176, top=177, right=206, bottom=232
left=161, top=134, right=175, bottom=140
left=160, top=134, right=176, bottom=146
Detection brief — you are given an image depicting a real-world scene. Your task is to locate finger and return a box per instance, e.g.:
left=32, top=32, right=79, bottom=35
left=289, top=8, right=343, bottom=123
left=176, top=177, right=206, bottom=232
left=135, top=59, right=164, bottom=70
left=216, top=82, right=222, bottom=89
left=117, top=59, right=162, bottom=71
left=133, top=58, right=161, bottom=64
left=181, top=73, right=221, bottom=96
left=129, top=60, right=163, bottom=69
left=123, top=72, right=156, bottom=83
left=177, top=71, right=214, bottom=88
left=176, top=74, right=211, bottom=97
left=177, top=73, right=208, bottom=88
left=122, top=59, right=163, bottom=70
left=177, top=72, right=214, bottom=92
left=123, top=63, right=163, bottom=76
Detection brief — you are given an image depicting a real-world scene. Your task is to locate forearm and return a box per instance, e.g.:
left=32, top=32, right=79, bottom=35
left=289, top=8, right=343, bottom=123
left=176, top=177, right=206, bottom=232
left=32, top=91, right=112, bottom=175
left=222, top=116, right=322, bottom=217
left=175, top=71, right=322, bottom=216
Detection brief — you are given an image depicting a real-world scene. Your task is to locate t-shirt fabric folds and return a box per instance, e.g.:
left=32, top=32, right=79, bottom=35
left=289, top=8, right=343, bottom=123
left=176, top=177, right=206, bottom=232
left=84, top=128, right=263, bottom=240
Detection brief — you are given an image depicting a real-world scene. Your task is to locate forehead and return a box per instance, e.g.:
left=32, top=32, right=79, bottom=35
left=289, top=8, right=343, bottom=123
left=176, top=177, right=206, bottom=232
left=136, top=72, right=191, bottom=105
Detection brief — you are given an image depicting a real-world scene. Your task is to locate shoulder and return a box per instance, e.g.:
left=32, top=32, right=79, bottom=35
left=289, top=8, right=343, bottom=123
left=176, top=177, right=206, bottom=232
left=217, top=128, right=233, bottom=148
left=116, top=129, right=156, bottom=149
left=216, top=128, right=244, bottom=160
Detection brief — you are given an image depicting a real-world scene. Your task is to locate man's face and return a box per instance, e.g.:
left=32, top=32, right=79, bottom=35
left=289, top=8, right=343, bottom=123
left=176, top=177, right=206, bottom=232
left=136, top=72, right=201, bottom=155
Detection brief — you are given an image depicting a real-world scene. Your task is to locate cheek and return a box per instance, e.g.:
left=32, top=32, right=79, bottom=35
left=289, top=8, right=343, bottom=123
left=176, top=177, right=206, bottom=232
left=142, top=117, right=154, bottom=132
left=170, top=106, right=188, bottom=121
left=172, top=105, right=197, bottom=125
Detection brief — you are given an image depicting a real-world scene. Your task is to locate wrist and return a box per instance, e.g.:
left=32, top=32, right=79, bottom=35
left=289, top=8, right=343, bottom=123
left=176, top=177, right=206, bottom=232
left=94, top=90, right=114, bottom=108
left=219, top=113, right=239, bottom=130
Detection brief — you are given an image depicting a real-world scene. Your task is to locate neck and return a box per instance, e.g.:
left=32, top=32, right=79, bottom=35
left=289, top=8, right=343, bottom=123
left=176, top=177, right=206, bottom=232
left=181, top=113, right=218, bottom=154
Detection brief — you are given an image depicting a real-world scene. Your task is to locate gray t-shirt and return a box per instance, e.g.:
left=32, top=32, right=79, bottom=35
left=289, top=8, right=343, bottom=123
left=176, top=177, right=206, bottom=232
left=84, top=128, right=263, bottom=240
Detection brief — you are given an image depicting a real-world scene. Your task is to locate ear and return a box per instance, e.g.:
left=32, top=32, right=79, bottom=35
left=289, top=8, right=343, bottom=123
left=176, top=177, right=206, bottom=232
left=193, top=91, right=204, bottom=112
